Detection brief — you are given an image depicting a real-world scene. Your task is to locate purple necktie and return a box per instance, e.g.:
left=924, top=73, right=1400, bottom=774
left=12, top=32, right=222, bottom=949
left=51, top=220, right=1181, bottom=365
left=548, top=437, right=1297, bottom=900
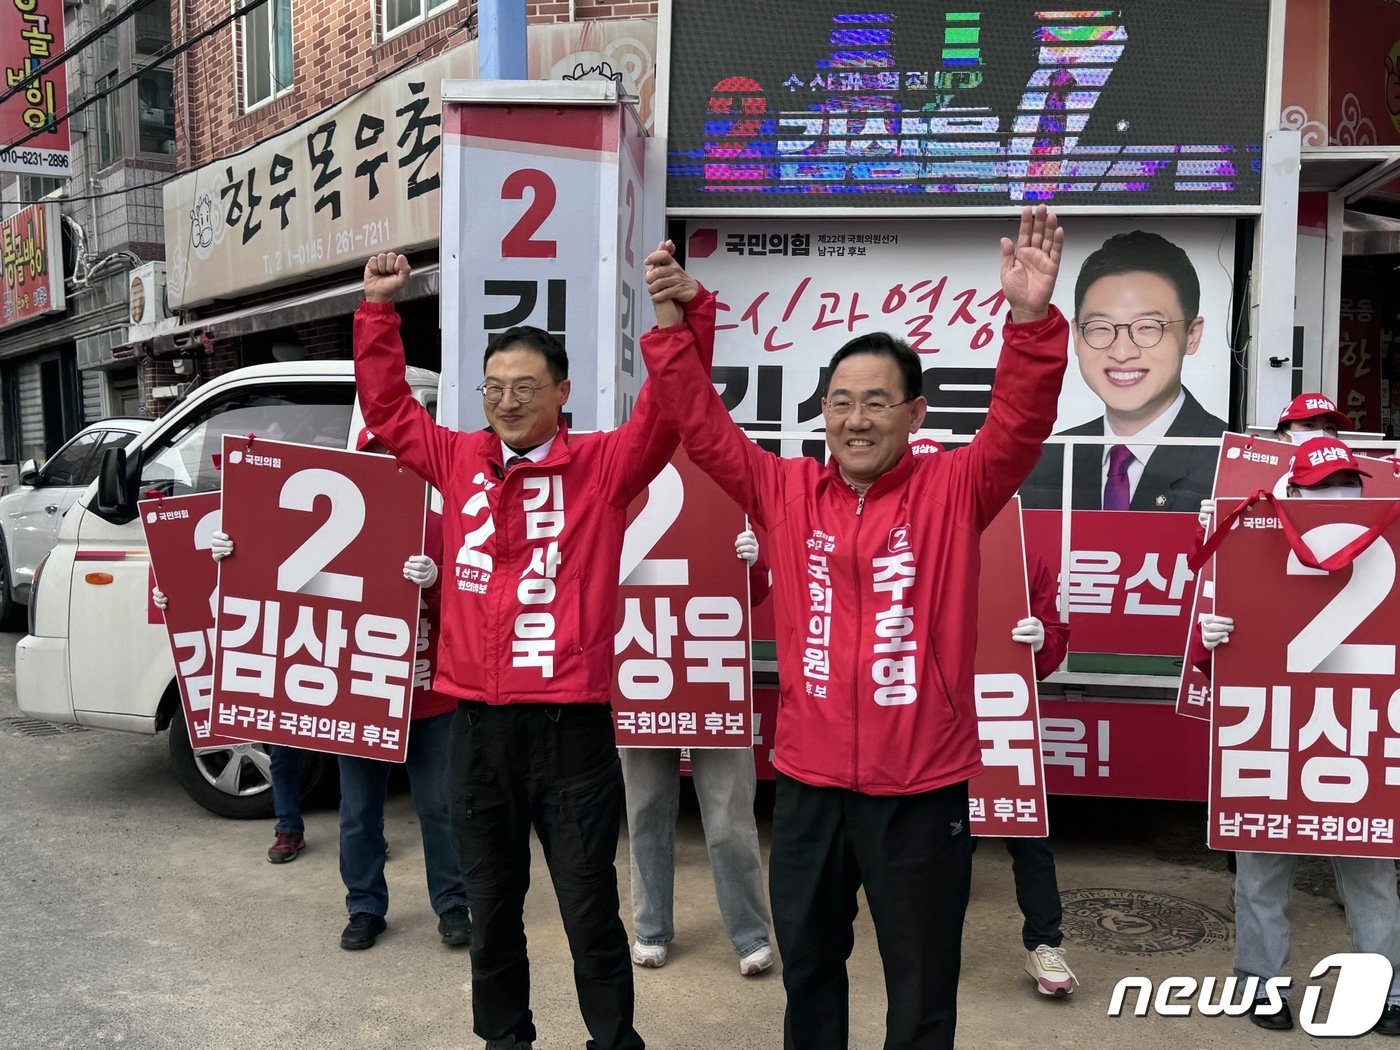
left=1103, top=444, right=1134, bottom=511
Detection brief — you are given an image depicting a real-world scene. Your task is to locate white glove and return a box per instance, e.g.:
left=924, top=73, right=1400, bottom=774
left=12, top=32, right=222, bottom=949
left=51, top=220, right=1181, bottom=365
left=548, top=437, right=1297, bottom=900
left=1197, top=498, right=1215, bottom=531
left=152, top=586, right=168, bottom=610
left=1200, top=613, right=1235, bottom=651
left=210, top=530, right=234, bottom=561
left=735, top=530, right=758, bottom=567
left=1011, top=616, right=1045, bottom=653
left=403, top=554, right=438, bottom=588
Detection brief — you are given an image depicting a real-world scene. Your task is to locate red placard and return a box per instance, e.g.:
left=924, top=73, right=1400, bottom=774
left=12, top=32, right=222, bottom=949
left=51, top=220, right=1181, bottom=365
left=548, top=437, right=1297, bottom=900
left=1177, top=434, right=1400, bottom=720
left=140, top=492, right=243, bottom=749
left=613, top=449, right=754, bottom=748
left=969, top=499, right=1048, bottom=838
left=1023, top=509, right=1198, bottom=657
left=0, top=0, right=69, bottom=175
left=211, top=438, right=428, bottom=761
left=1211, top=498, right=1400, bottom=857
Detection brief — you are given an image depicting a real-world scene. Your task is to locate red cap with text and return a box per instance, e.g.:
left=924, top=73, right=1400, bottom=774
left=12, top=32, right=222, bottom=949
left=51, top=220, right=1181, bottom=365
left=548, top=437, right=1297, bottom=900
left=1277, top=393, right=1350, bottom=433
left=1289, top=436, right=1371, bottom=487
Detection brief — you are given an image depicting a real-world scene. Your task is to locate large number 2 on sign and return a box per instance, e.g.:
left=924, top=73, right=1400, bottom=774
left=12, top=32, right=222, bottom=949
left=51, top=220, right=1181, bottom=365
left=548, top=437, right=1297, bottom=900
left=501, top=169, right=557, bottom=259
left=619, top=463, right=688, bottom=586
left=1286, top=523, right=1396, bottom=674
left=277, top=468, right=366, bottom=602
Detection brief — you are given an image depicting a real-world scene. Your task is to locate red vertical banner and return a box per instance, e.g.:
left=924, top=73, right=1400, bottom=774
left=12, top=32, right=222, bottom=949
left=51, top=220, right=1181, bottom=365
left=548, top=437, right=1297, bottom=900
left=1211, top=499, right=1400, bottom=858
left=211, top=438, right=428, bottom=761
left=0, top=0, right=70, bottom=175
left=613, top=449, right=754, bottom=748
left=140, top=492, right=243, bottom=749
left=1339, top=273, right=1386, bottom=433
left=970, top=499, right=1048, bottom=838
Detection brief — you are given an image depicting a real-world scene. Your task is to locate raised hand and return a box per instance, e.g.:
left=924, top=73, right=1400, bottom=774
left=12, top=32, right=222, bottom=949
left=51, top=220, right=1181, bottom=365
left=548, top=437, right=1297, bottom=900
left=210, top=530, right=234, bottom=562
left=152, top=586, right=168, bottom=611
left=645, top=239, right=698, bottom=328
left=364, top=252, right=412, bottom=303
left=999, top=205, right=1064, bottom=324
left=1200, top=613, right=1234, bottom=651
left=734, top=530, right=758, bottom=566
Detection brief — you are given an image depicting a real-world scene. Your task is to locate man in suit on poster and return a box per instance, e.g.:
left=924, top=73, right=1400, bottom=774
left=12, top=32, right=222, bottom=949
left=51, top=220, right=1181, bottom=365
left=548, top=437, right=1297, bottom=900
left=1020, top=229, right=1227, bottom=512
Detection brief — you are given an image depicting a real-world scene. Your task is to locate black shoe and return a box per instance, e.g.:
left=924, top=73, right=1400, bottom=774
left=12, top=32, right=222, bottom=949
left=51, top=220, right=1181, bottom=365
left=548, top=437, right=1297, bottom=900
left=1376, top=1003, right=1400, bottom=1036
left=483, top=1039, right=532, bottom=1050
left=340, top=912, right=387, bottom=951
left=1248, top=997, right=1293, bottom=1031
left=438, top=904, right=472, bottom=947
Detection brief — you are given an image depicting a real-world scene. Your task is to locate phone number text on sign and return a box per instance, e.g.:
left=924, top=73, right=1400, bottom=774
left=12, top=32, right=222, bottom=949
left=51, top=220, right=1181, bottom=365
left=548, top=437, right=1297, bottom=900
left=1211, top=501, right=1400, bottom=858
left=211, top=437, right=428, bottom=762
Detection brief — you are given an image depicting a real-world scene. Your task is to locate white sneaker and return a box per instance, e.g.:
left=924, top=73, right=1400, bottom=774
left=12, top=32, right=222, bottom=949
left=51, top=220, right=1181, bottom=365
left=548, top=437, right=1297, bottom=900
left=739, top=944, right=773, bottom=976
left=1025, top=944, right=1078, bottom=997
left=631, top=941, right=668, bottom=968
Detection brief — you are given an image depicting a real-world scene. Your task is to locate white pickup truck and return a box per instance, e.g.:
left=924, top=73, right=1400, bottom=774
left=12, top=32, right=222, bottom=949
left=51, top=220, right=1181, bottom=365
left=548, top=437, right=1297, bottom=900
left=16, top=360, right=438, bottom=818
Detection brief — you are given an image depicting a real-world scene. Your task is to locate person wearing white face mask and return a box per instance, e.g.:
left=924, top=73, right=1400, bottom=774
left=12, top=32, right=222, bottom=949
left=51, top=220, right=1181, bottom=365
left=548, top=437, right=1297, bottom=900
left=1273, top=392, right=1351, bottom=444
left=1195, top=437, right=1400, bottom=1036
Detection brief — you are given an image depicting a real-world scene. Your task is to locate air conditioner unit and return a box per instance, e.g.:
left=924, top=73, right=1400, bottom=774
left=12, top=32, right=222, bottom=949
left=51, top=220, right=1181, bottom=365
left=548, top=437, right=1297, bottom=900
left=128, top=261, right=168, bottom=326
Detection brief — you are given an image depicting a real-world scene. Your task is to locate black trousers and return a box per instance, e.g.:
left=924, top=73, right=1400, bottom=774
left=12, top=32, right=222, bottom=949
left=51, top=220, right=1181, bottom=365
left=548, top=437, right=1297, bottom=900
left=450, top=701, right=642, bottom=1050
left=771, top=772, right=972, bottom=1050
left=1003, top=837, right=1063, bottom=950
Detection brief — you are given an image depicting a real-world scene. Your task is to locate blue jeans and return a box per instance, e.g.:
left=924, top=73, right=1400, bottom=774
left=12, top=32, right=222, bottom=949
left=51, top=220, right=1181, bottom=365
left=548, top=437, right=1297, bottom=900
left=269, top=745, right=304, bottom=835
left=338, top=711, right=466, bottom=919
left=620, top=746, right=771, bottom=957
left=1234, top=851, right=1400, bottom=1003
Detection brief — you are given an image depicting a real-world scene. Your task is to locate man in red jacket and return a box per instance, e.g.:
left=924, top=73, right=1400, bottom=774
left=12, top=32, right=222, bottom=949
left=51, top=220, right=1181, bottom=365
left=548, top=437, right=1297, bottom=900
left=353, top=247, right=713, bottom=1050
left=641, top=205, right=1069, bottom=1049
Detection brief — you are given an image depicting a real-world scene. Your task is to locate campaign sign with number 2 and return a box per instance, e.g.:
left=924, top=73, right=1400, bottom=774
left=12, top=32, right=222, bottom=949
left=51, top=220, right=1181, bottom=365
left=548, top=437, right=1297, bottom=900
left=211, top=437, right=428, bottom=762
left=140, top=491, right=244, bottom=750
left=1211, top=498, right=1400, bottom=858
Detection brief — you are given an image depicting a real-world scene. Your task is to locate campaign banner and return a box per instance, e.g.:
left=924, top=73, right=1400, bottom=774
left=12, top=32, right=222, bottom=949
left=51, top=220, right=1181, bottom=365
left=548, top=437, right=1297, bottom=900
left=211, top=438, right=427, bottom=761
left=140, top=492, right=243, bottom=749
left=1176, top=434, right=1400, bottom=720
left=970, top=499, right=1048, bottom=838
left=1039, top=696, right=1209, bottom=800
left=0, top=0, right=70, bottom=176
left=1210, top=498, right=1400, bottom=858
left=613, top=450, right=754, bottom=748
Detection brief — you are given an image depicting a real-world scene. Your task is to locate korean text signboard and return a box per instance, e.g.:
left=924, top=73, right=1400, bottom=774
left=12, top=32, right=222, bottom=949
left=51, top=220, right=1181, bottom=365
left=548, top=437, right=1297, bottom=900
left=613, top=450, right=754, bottom=748
left=164, top=19, right=657, bottom=308
left=140, top=492, right=243, bottom=749
left=662, top=0, right=1267, bottom=212
left=1211, top=498, right=1400, bottom=858
left=0, top=200, right=63, bottom=328
left=0, top=0, right=70, bottom=176
left=211, top=439, right=427, bottom=761
left=970, top=499, right=1048, bottom=837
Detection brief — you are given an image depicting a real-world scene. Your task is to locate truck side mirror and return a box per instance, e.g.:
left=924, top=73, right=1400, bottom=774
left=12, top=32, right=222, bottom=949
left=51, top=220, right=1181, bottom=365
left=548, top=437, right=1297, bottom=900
left=95, top=448, right=137, bottom=522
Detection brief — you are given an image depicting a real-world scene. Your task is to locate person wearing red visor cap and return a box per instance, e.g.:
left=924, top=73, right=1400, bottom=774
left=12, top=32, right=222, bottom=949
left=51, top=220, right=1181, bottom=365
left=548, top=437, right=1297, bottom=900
left=1273, top=393, right=1351, bottom=443
left=1195, top=436, right=1400, bottom=1035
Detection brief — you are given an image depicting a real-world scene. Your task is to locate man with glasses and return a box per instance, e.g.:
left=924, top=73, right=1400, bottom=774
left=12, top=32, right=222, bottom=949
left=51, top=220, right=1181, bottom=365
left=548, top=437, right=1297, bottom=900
left=641, top=206, right=1069, bottom=1050
left=353, top=248, right=714, bottom=1050
left=1021, top=229, right=1226, bottom=511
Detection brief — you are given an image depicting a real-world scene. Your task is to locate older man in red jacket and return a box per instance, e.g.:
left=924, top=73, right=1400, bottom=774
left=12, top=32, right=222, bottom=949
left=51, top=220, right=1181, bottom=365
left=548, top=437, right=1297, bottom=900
left=640, top=205, right=1069, bottom=1050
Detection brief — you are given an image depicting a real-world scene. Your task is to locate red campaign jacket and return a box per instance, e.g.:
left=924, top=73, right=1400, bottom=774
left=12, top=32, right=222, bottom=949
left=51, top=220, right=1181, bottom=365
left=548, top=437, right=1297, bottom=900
left=642, top=308, right=1069, bottom=795
left=353, top=290, right=716, bottom=706
left=409, top=509, right=456, bottom=720
left=1026, top=553, right=1069, bottom=682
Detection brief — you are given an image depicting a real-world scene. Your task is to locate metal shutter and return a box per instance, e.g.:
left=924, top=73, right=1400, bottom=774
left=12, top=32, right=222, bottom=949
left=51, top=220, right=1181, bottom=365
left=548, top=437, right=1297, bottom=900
left=17, top=361, right=44, bottom=462
left=81, top=370, right=104, bottom=424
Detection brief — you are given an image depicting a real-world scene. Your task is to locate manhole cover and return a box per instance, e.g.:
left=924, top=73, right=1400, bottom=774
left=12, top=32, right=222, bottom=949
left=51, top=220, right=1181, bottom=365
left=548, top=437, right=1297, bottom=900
left=1060, top=888, right=1232, bottom=956
left=0, top=716, right=88, bottom=738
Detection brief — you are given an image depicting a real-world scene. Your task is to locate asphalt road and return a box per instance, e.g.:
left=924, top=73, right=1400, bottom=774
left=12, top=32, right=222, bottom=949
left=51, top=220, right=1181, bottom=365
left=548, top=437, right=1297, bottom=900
left=1, top=629, right=1382, bottom=1049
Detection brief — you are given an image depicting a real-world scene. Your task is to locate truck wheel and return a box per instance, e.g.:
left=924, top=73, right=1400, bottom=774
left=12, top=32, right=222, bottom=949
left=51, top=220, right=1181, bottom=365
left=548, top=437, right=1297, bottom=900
left=0, top=538, right=27, bottom=632
left=168, top=713, right=330, bottom=819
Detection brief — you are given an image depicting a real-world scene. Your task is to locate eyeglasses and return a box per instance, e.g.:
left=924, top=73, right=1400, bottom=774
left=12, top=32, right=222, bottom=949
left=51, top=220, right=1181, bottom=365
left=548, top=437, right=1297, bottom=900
left=1075, top=318, right=1187, bottom=350
left=476, top=380, right=554, bottom=404
left=822, top=397, right=913, bottom=418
